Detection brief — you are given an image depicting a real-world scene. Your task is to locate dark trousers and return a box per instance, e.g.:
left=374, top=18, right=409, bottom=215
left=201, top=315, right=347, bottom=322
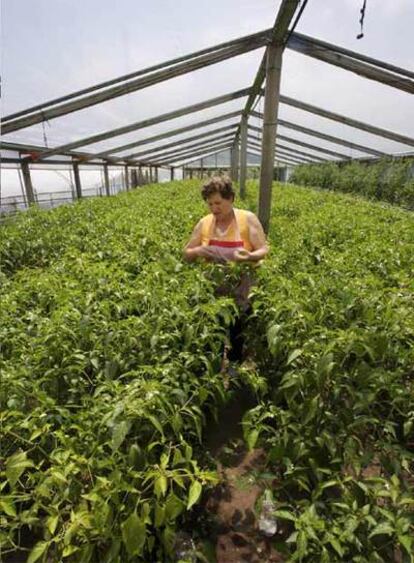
left=228, top=310, right=251, bottom=362
left=216, top=271, right=255, bottom=363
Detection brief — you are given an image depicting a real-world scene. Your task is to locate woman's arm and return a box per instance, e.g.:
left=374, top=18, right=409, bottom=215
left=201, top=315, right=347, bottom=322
left=183, top=220, right=203, bottom=261
left=234, top=213, right=269, bottom=262
left=183, top=220, right=220, bottom=262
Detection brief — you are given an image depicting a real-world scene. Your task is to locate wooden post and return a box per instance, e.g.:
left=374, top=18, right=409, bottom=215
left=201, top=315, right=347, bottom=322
left=20, top=160, right=36, bottom=205
left=200, top=158, right=204, bottom=179
left=154, top=166, right=159, bottom=183
left=170, top=167, right=175, bottom=181
left=103, top=163, right=110, bottom=196
left=230, top=140, right=239, bottom=181
left=73, top=161, right=82, bottom=199
left=259, top=44, right=283, bottom=233
left=132, top=168, right=138, bottom=187
left=124, top=165, right=130, bottom=191
left=239, top=114, right=248, bottom=199
left=189, top=169, right=193, bottom=179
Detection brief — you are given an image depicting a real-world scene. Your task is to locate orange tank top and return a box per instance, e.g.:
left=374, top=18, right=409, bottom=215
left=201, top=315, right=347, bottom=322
left=200, top=209, right=253, bottom=252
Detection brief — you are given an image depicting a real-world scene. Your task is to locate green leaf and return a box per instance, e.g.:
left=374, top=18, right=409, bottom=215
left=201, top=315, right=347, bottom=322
left=30, top=428, right=43, bottom=441
left=187, top=480, right=202, bottom=510
left=121, top=513, right=146, bottom=556
left=165, top=494, right=185, bottom=520
left=62, top=545, right=79, bottom=558
left=302, top=395, right=319, bottom=425
left=0, top=499, right=17, bottom=517
left=155, top=503, right=165, bottom=527
left=147, top=415, right=165, bottom=437
left=103, top=539, right=121, bottom=563
left=398, top=534, right=413, bottom=557
left=328, top=537, right=344, bottom=557
left=6, top=451, right=34, bottom=488
left=46, top=514, right=59, bottom=535
left=273, top=510, right=296, bottom=522
left=111, top=420, right=131, bottom=452
left=403, top=420, right=412, bottom=437
left=154, top=475, right=168, bottom=498
left=247, top=429, right=259, bottom=450
left=27, top=541, right=49, bottom=563
left=287, top=348, right=302, bottom=365
left=369, top=522, right=395, bottom=538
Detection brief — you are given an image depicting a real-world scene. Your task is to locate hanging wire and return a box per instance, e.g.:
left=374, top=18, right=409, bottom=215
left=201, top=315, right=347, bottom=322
left=357, top=0, right=367, bottom=39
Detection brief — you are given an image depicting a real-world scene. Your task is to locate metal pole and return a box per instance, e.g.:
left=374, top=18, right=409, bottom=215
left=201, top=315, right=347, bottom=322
left=103, top=163, right=110, bottom=196
left=17, top=166, right=28, bottom=207
left=230, top=140, right=239, bottom=181
left=21, top=161, right=36, bottom=205
left=72, top=161, right=82, bottom=199
left=124, top=165, right=130, bottom=191
left=239, top=114, right=248, bottom=199
left=259, top=44, right=283, bottom=233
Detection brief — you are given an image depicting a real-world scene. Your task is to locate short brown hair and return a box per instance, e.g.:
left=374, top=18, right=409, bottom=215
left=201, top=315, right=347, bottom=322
left=201, top=176, right=235, bottom=201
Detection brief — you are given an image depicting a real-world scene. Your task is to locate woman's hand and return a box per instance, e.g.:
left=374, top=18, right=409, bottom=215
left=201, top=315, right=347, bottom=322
left=185, top=245, right=222, bottom=261
left=233, top=249, right=252, bottom=262
left=197, top=246, right=219, bottom=260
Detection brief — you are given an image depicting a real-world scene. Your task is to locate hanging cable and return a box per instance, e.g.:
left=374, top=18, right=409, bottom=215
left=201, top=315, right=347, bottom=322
left=357, top=0, right=367, bottom=39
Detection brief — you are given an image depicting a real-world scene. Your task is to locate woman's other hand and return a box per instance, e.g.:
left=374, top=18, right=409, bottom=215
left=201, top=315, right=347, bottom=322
left=233, top=249, right=252, bottom=262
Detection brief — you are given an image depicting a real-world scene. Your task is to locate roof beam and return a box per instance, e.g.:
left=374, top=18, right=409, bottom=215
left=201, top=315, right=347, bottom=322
left=122, top=124, right=237, bottom=160
left=177, top=147, right=232, bottom=167
left=248, top=123, right=350, bottom=159
left=280, top=95, right=414, bottom=147
left=2, top=30, right=273, bottom=125
left=140, top=132, right=236, bottom=163
left=247, top=133, right=326, bottom=161
left=248, top=140, right=318, bottom=164
left=251, top=111, right=386, bottom=156
left=290, top=32, right=414, bottom=80
left=91, top=110, right=242, bottom=159
left=30, top=88, right=252, bottom=162
left=152, top=138, right=236, bottom=164
left=2, top=30, right=271, bottom=135
left=287, top=32, right=414, bottom=95
left=247, top=144, right=302, bottom=166
left=160, top=142, right=233, bottom=165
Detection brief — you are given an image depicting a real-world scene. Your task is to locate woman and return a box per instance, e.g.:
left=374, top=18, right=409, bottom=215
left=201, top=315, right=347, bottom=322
left=183, top=175, right=269, bottom=363
left=183, top=176, right=268, bottom=265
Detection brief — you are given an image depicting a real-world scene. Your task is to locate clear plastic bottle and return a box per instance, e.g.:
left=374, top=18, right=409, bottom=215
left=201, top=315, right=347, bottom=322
left=174, top=531, right=197, bottom=562
left=258, top=490, right=278, bottom=537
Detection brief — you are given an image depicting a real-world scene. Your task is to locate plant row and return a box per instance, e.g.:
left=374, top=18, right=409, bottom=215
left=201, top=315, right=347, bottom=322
left=1, top=182, right=241, bottom=562
left=290, top=158, right=414, bottom=210
left=242, top=183, right=414, bottom=561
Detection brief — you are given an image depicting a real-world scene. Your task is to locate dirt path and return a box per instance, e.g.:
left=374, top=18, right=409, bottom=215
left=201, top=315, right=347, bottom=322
left=202, top=387, right=285, bottom=563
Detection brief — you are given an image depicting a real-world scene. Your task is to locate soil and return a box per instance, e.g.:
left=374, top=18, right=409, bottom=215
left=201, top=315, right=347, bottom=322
left=202, top=386, right=286, bottom=563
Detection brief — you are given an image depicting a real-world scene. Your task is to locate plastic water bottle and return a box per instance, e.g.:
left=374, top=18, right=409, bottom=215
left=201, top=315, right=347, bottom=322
left=258, top=490, right=278, bottom=537
left=174, top=531, right=197, bottom=562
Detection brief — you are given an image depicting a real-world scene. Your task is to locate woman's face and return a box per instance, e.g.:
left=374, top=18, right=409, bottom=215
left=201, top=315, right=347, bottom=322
left=206, top=193, right=234, bottom=218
